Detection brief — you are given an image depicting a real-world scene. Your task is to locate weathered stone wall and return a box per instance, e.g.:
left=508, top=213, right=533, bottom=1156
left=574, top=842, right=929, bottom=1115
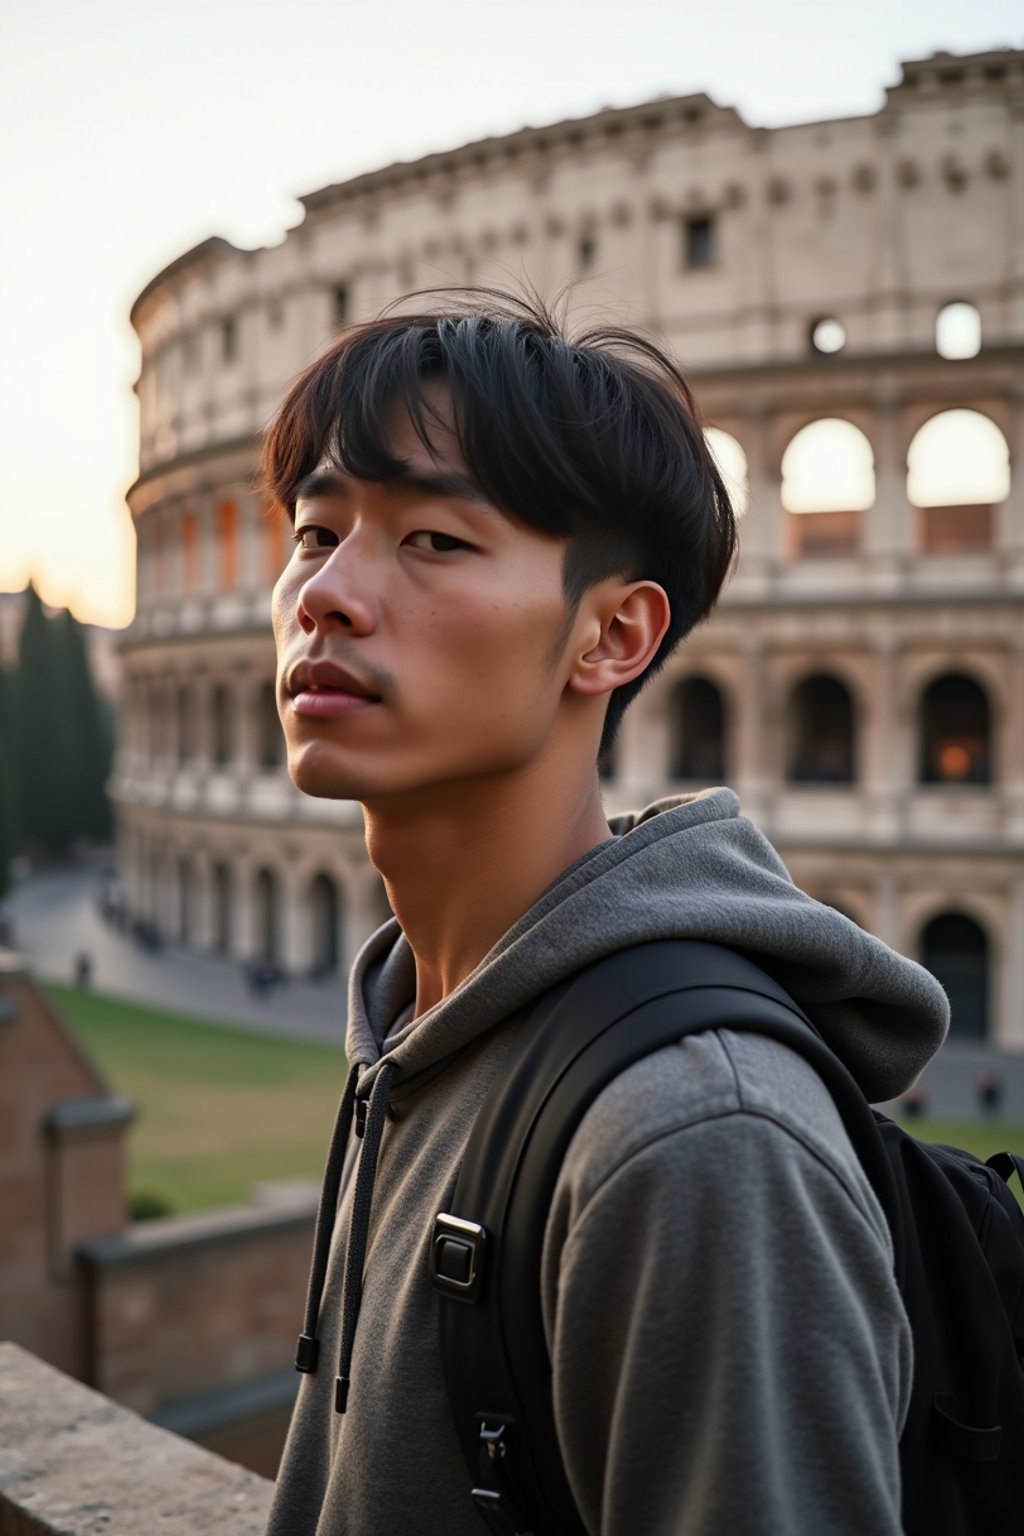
left=0, top=1343, right=273, bottom=1535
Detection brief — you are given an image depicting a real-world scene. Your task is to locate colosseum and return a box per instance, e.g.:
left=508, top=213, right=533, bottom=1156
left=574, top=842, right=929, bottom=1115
left=116, top=45, right=1024, bottom=1047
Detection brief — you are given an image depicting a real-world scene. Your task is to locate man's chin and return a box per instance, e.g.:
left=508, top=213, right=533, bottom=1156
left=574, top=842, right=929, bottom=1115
left=287, top=742, right=373, bottom=802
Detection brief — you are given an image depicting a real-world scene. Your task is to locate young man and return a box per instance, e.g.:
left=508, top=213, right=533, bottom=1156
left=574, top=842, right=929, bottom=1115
left=263, top=293, right=949, bottom=1535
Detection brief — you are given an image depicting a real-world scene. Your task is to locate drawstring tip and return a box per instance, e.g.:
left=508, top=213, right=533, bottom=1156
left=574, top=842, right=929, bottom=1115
left=335, top=1375, right=351, bottom=1414
left=295, top=1333, right=319, bottom=1373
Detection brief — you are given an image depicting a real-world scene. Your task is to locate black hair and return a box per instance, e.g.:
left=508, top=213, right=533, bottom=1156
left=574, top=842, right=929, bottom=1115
left=260, top=288, right=738, bottom=757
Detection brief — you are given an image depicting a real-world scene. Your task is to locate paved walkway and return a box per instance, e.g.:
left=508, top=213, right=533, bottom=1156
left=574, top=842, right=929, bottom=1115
left=1, top=858, right=347, bottom=1045
left=4, top=856, right=1024, bottom=1123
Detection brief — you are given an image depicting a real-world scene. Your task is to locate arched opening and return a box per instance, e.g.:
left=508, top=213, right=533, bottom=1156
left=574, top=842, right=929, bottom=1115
left=935, top=302, right=981, bottom=361
left=258, top=681, right=283, bottom=769
left=908, top=409, right=1008, bottom=554
left=309, top=872, right=340, bottom=978
left=781, top=419, right=874, bottom=558
left=253, top=867, right=280, bottom=965
left=178, top=857, right=193, bottom=943
left=705, top=429, right=750, bottom=518
left=211, top=684, right=234, bottom=767
left=670, top=677, right=727, bottom=781
left=212, top=861, right=232, bottom=954
left=176, top=684, right=194, bottom=766
left=786, top=674, right=855, bottom=783
left=217, top=500, right=238, bottom=589
left=919, top=912, right=988, bottom=1041
left=918, top=673, right=991, bottom=785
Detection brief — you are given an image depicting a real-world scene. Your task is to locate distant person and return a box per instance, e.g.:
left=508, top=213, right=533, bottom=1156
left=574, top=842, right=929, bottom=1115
left=73, top=950, right=92, bottom=988
left=901, top=1081, right=929, bottom=1119
left=0, top=912, right=12, bottom=948
left=977, top=1067, right=1004, bottom=1118
left=261, top=292, right=950, bottom=1536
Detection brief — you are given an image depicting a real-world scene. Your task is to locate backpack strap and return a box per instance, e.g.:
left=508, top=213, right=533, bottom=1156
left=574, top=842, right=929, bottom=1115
left=433, top=938, right=899, bottom=1536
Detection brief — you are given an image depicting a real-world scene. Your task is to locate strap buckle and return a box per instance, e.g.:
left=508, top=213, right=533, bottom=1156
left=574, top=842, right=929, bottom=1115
left=430, top=1212, right=487, bottom=1303
left=471, top=1419, right=531, bottom=1536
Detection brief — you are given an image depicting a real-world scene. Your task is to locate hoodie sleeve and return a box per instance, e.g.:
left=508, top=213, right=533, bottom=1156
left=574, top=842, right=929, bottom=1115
left=541, top=1034, right=911, bottom=1536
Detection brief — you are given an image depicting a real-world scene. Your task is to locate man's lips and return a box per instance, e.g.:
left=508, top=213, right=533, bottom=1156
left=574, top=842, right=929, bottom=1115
left=287, top=658, right=383, bottom=718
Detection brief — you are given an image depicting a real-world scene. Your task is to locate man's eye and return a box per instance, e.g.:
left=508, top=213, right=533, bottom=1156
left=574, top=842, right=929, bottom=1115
left=291, top=525, right=338, bottom=550
left=405, top=531, right=469, bottom=553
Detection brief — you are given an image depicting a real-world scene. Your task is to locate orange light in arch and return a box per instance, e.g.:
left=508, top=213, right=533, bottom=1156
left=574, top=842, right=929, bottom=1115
left=217, top=500, right=237, bottom=589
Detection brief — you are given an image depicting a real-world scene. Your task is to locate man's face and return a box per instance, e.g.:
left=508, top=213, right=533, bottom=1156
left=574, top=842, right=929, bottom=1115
left=271, top=391, right=587, bottom=807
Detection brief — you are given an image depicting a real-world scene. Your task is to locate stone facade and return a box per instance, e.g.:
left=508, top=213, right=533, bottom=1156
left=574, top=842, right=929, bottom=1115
left=116, top=47, right=1024, bottom=1044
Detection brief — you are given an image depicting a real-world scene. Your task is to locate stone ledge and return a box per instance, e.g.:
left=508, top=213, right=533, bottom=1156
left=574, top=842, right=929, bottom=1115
left=78, top=1190, right=318, bottom=1268
left=0, top=1343, right=273, bottom=1535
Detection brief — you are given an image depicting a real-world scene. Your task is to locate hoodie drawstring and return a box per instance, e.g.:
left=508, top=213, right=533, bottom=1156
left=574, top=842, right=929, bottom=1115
left=295, top=1063, right=359, bottom=1374
left=333, top=1060, right=397, bottom=1412
left=293, top=1058, right=398, bottom=1418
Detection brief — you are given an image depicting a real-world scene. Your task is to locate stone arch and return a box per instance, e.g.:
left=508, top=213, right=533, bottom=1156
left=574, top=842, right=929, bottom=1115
left=253, top=866, right=281, bottom=965
left=309, top=871, right=341, bottom=978
left=908, top=409, right=1009, bottom=553
left=257, top=680, right=284, bottom=769
left=935, top=301, right=981, bottom=361
left=705, top=428, right=749, bottom=518
left=177, top=855, right=194, bottom=943
left=917, top=671, right=992, bottom=785
left=781, top=419, right=874, bottom=558
left=918, top=910, right=989, bottom=1041
left=669, top=676, right=728, bottom=781
left=211, top=860, right=233, bottom=954
left=211, top=682, right=235, bottom=767
left=785, top=673, right=856, bottom=783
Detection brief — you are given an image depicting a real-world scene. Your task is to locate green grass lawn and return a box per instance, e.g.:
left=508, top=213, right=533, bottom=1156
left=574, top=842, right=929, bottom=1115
left=48, top=985, right=347, bottom=1215
left=892, top=1117, right=1023, bottom=1161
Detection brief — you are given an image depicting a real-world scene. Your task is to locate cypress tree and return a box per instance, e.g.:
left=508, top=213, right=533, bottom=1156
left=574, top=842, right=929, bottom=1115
left=60, top=610, right=114, bottom=843
left=0, top=666, right=16, bottom=896
left=14, top=584, right=77, bottom=857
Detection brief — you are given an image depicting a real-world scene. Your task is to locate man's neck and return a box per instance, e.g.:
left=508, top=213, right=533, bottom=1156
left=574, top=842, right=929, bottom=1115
left=362, top=765, right=613, bottom=1019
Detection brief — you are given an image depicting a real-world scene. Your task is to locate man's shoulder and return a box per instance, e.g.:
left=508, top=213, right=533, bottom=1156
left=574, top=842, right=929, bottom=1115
left=555, top=1026, right=881, bottom=1234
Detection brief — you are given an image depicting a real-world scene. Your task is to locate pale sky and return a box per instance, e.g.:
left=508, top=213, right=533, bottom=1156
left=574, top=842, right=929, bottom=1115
left=1, top=0, right=1020, bottom=628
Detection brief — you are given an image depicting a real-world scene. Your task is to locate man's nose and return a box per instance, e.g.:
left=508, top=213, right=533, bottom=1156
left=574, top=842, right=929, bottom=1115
left=296, top=542, right=377, bottom=636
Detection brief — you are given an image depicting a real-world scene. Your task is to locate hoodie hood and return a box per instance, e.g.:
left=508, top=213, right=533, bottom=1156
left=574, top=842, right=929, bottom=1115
left=347, top=786, right=949, bottom=1106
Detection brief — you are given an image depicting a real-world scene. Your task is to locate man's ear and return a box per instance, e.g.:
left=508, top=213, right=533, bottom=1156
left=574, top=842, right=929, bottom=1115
left=566, top=580, right=671, bottom=699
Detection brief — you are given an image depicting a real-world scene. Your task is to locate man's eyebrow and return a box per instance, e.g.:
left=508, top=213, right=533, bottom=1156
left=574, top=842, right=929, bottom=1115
left=292, top=464, right=498, bottom=513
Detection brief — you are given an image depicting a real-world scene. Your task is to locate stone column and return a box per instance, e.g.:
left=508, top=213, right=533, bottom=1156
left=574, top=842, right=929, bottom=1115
left=1005, top=638, right=1024, bottom=837
left=239, top=493, right=262, bottom=595
left=281, top=862, right=311, bottom=978
left=234, top=671, right=259, bottom=776
left=232, top=856, right=256, bottom=964
left=872, top=873, right=902, bottom=950
left=864, top=638, right=904, bottom=840
left=999, top=389, right=1024, bottom=589
left=196, top=494, right=218, bottom=599
left=734, top=640, right=771, bottom=822
left=999, top=879, right=1024, bottom=1049
left=737, top=408, right=782, bottom=582
left=864, top=396, right=913, bottom=589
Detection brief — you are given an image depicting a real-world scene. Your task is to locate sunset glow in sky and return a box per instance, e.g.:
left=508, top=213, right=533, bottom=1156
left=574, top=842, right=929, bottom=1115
left=2, top=0, right=1020, bottom=629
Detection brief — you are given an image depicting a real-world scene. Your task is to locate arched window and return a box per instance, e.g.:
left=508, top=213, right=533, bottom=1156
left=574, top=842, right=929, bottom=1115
left=786, top=674, right=855, bottom=783
left=182, top=509, right=199, bottom=593
left=908, top=410, right=1008, bottom=554
left=309, top=873, right=340, bottom=978
left=217, top=500, right=238, bottom=589
left=781, top=419, right=874, bottom=558
left=919, top=912, right=988, bottom=1040
left=254, top=867, right=280, bottom=965
left=211, top=684, right=234, bottom=767
left=176, top=684, right=193, bottom=766
left=670, top=677, right=727, bottom=781
left=178, top=857, right=193, bottom=943
left=935, top=302, right=981, bottom=361
left=705, top=429, right=749, bottom=518
left=258, top=681, right=283, bottom=769
left=918, top=673, right=991, bottom=785
left=212, top=861, right=232, bottom=954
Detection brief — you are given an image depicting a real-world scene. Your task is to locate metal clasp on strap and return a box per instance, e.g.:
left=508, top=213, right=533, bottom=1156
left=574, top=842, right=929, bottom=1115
left=430, top=1212, right=487, bottom=1303
left=471, top=1418, right=532, bottom=1536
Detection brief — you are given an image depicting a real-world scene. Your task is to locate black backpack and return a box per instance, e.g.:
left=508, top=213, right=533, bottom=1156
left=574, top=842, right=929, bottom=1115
left=430, top=939, right=1024, bottom=1536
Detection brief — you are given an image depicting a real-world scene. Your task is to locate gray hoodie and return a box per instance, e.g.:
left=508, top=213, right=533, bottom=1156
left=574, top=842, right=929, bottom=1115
left=266, top=787, right=950, bottom=1536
